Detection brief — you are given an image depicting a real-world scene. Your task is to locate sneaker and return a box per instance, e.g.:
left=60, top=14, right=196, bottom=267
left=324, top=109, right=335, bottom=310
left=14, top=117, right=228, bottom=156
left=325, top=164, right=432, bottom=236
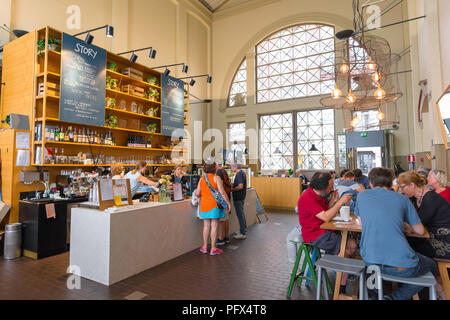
left=233, top=233, right=247, bottom=240
left=224, top=237, right=230, bottom=243
left=383, top=294, right=394, bottom=300
left=199, top=247, right=208, bottom=254
left=216, top=239, right=225, bottom=246
left=210, top=248, right=223, bottom=256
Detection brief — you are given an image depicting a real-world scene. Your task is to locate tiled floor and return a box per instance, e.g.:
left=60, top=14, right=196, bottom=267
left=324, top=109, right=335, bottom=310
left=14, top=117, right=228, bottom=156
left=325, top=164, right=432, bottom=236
left=0, top=211, right=321, bottom=300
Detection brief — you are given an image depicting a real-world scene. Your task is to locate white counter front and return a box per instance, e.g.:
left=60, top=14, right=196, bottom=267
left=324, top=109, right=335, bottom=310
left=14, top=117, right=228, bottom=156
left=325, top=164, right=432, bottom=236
left=69, top=189, right=258, bottom=286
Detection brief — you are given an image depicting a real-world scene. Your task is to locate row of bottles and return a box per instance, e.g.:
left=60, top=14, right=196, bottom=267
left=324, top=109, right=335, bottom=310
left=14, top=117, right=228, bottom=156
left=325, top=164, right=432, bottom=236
left=127, top=135, right=151, bottom=148
left=44, top=126, right=116, bottom=146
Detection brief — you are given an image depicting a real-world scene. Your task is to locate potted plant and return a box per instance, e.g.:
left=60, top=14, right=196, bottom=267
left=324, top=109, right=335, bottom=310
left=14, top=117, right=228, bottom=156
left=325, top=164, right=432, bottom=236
left=105, top=114, right=118, bottom=128
left=105, top=97, right=116, bottom=108
left=146, top=87, right=159, bottom=101
left=37, top=39, right=45, bottom=56
left=147, top=123, right=157, bottom=133
left=1, top=115, right=11, bottom=128
left=147, top=107, right=158, bottom=117
left=48, top=37, right=61, bottom=52
left=107, top=61, right=119, bottom=72
left=106, top=76, right=118, bottom=90
left=146, top=76, right=159, bottom=86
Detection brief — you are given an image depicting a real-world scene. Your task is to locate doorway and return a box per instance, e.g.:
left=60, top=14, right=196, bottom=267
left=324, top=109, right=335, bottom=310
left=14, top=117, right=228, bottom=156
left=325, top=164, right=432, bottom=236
left=356, top=147, right=382, bottom=175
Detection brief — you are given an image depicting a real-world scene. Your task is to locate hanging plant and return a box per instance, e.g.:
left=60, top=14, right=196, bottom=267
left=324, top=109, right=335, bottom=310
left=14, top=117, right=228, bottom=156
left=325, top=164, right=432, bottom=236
left=37, top=39, right=45, bottom=56
left=48, top=37, right=61, bottom=52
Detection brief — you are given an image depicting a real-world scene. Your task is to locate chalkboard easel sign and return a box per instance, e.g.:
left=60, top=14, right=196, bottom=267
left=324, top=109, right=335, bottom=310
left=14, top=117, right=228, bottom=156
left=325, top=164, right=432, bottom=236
left=60, top=33, right=107, bottom=127
left=161, top=75, right=185, bottom=137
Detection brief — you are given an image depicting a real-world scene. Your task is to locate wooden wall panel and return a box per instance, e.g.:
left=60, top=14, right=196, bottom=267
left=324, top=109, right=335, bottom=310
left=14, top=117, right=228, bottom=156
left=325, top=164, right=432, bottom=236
left=252, top=177, right=301, bottom=210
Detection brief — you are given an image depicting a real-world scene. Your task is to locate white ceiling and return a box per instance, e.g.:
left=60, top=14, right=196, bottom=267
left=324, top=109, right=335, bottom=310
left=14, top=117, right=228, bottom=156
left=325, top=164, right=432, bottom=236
left=198, top=0, right=229, bottom=12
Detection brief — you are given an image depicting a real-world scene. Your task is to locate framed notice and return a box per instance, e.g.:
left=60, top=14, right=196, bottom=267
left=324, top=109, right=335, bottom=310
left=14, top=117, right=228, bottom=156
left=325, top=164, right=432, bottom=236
left=60, top=33, right=106, bottom=127
left=98, top=179, right=132, bottom=211
left=161, top=75, right=185, bottom=137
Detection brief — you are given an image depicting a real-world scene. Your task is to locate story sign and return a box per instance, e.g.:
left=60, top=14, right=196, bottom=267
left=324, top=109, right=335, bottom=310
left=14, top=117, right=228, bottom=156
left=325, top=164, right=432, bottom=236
left=60, top=33, right=106, bottom=127
left=161, top=75, right=185, bottom=137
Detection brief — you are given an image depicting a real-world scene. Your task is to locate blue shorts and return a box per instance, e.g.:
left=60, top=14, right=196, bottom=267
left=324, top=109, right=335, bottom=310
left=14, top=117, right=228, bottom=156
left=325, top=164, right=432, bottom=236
left=200, top=207, right=225, bottom=219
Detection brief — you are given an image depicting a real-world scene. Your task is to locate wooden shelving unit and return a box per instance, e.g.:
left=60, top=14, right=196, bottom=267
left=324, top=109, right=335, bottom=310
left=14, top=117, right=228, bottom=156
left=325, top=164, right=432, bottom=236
left=32, top=26, right=189, bottom=168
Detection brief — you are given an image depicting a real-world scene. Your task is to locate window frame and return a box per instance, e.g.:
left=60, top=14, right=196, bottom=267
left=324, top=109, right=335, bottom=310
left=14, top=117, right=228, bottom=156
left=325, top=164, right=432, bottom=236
left=227, top=121, right=247, bottom=165
left=258, top=107, right=336, bottom=172
left=227, top=58, right=247, bottom=108
left=255, top=23, right=336, bottom=104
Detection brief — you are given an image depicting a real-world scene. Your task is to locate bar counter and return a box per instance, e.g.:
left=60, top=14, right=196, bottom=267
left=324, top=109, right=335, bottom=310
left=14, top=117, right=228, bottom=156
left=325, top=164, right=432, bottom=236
left=69, top=189, right=258, bottom=286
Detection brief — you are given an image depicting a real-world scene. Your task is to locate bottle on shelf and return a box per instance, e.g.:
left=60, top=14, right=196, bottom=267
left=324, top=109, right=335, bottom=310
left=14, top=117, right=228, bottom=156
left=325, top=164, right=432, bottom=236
left=59, top=127, right=65, bottom=142
left=64, top=127, right=70, bottom=142
left=73, top=127, right=78, bottom=143
left=54, top=147, right=59, bottom=164
left=68, top=126, right=73, bottom=142
left=54, top=127, right=59, bottom=141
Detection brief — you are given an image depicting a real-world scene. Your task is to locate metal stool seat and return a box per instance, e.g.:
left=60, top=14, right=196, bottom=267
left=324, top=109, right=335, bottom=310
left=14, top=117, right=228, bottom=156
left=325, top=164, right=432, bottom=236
left=375, top=270, right=437, bottom=300
left=316, top=255, right=367, bottom=300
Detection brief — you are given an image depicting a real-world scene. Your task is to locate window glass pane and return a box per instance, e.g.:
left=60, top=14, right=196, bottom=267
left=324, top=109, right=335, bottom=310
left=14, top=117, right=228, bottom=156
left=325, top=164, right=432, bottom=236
left=353, top=110, right=380, bottom=131
left=256, top=24, right=335, bottom=103
left=259, top=113, right=293, bottom=170
left=297, top=109, right=335, bottom=170
left=228, top=122, right=246, bottom=164
left=228, top=59, right=247, bottom=107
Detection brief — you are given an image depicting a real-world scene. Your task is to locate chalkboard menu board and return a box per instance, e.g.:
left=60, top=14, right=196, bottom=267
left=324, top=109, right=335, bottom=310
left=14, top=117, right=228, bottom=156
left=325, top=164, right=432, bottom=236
left=161, top=75, right=185, bottom=137
left=60, top=33, right=106, bottom=127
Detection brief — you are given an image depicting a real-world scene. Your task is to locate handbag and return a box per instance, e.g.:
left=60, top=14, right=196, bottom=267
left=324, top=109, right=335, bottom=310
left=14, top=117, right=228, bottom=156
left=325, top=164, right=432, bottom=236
left=204, top=174, right=228, bottom=210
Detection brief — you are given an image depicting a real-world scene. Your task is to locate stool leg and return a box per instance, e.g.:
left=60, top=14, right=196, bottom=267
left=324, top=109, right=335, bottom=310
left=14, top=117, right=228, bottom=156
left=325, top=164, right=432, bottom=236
left=305, top=247, right=317, bottom=286
left=430, top=285, right=437, bottom=300
left=287, top=244, right=303, bottom=298
left=377, top=274, right=383, bottom=300
left=304, top=246, right=318, bottom=289
left=316, top=266, right=323, bottom=300
left=359, top=272, right=364, bottom=300
left=322, top=269, right=329, bottom=300
left=298, top=245, right=309, bottom=287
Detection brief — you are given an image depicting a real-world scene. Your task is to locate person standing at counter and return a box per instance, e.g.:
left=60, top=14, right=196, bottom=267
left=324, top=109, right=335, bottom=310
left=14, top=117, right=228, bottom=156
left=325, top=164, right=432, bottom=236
left=231, top=164, right=247, bottom=240
left=111, top=164, right=124, bottom=180
left=125, top=161, right=158, bottom=198
left=171, top=165, right=185, bottom=183
left=216, top=162, right=232, bottom=246
left=196, top=162, right=231, bottom=256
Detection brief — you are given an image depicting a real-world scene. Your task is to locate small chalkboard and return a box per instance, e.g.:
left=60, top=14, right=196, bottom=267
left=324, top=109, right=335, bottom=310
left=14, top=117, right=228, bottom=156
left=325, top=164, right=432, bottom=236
left=97, top=179, right=132, bottom=211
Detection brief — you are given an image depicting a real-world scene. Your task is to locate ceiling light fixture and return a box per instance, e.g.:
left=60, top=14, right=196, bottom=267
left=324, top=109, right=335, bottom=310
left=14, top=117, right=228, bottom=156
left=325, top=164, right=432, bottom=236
left=118, top=46, right=157, bottom=64
left=376, top=108, right=385, bottom=121
left=374, top=84, right=386, bottom=100
left=309, top=144, right=319, bottom=152
left=73, top=25, right=114, bottom=44
left=350, top=114, right=360, bottom=127
left=346, top=90, right=356, bottom=104
left=331, top=83, right=342, bottom=99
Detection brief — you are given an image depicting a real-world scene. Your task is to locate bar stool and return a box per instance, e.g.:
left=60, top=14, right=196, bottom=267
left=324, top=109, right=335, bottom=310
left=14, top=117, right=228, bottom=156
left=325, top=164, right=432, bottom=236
left=369, top=266, right=437, bottom=300
left=436, top=258, right=450, bottom=300
left=315, top=255, right=367, bottom=300
left=287, top=238, right=332, bottom=298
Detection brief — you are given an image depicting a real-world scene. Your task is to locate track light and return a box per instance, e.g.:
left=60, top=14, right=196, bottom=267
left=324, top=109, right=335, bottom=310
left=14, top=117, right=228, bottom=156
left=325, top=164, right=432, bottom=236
left=182, top=64, right=189, bottom=73
left=163, top=69, right=171, bottom=77
left=179, top=74, right=212, bottom=85
left=153, top=62, right=188, bottom=74
left=74, top=25, right=114, bottom=44
left=106, top=25, right=114, bottom=38
left=189, top=79, right=196, bottom=86
left=129, top=53, right=138, bottom=63
left=84, top=33, right=94, bottom=45
left=149, top=48, right=157, bottom=59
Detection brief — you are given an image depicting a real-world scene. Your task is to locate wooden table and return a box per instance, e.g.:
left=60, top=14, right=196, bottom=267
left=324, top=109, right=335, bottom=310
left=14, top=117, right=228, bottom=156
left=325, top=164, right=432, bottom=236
left=320, top=214, right=430, bottom=300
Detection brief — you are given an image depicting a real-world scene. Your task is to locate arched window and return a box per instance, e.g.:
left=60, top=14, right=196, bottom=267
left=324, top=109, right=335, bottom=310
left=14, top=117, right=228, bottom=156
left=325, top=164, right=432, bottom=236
left=256, top=24, right=335, bottom=103
left=228, top=59, right=247, bottom=107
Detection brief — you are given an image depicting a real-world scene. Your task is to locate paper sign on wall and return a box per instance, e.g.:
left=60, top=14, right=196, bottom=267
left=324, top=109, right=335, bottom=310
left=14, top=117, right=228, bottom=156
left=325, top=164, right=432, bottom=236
left=45, top=203, right=56, bottom=219
left=16, top=132, right=30, bottom=150
left=16, top=150, right=30, bottom=167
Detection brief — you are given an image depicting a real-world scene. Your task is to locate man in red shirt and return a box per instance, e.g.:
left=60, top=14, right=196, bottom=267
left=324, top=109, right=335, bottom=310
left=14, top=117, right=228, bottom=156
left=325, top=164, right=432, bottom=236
left=298, top=172, right=356, bottom=292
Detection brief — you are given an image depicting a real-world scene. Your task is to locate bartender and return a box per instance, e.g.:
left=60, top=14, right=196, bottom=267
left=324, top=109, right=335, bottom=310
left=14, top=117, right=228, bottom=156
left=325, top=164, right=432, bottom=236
left=171, top=165, right=186, bottom=183
left=125, top=161, right=158, bottom=198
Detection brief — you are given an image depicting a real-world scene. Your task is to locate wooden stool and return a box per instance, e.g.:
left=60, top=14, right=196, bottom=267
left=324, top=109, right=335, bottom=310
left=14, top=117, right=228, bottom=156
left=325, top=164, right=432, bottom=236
left=436, top=258, right=450, bottom=300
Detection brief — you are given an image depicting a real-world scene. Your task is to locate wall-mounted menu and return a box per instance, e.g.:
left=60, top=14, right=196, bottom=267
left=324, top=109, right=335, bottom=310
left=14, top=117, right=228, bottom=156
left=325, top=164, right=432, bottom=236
left=161, top=75, right=184, bottom=137
left=60, top=33, right=106, bottom=127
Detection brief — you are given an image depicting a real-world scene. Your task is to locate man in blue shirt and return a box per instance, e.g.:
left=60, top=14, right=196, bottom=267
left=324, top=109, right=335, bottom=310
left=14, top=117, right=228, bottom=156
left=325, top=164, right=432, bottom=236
left=355, top=167, right=437, bottom=300
left=231, top=164, right=247, bottom=239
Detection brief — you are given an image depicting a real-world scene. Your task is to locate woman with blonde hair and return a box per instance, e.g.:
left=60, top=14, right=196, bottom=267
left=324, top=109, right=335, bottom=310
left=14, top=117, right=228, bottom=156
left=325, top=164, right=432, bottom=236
left=427, top=169, right=450, bottom=204
left=124, top=161, right=158, bottom=198
left=195, top=162, right=231, bottom=256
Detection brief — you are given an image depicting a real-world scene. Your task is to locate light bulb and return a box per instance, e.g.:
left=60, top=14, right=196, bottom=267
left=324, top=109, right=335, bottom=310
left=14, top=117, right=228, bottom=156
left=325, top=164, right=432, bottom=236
left=367, top=58, right=377, bottom=71
left=376, top=108, right=385, bottom=121
left=350, top=114, right=360, bottom=127
left=372, top=71, right=381, bottom=82
left=346, top=90, right=356, bottom=104
left=374, top=84, right=386, bottom=100
left=331, top=83, right=342, bottom=99
left=340, top=62, right=350, bottom=74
